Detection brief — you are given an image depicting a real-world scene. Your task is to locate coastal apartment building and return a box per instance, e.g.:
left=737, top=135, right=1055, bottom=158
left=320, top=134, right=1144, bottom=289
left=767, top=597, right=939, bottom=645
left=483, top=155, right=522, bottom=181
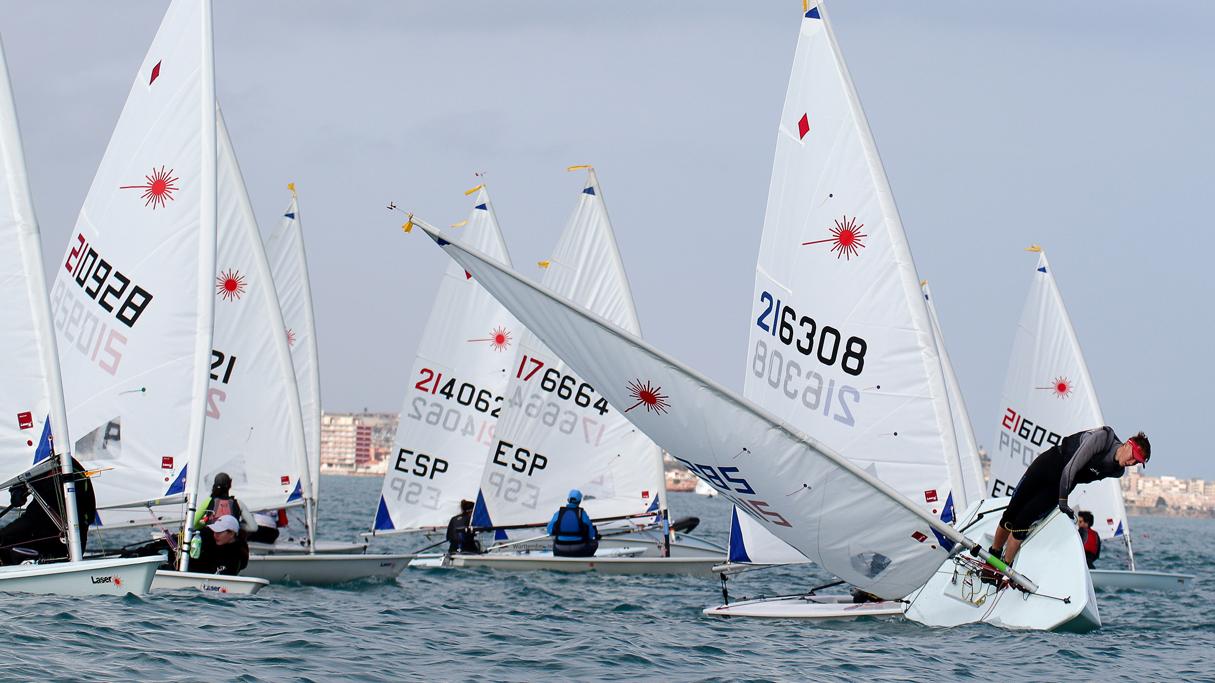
left=319, top=411, right=397, bottom=474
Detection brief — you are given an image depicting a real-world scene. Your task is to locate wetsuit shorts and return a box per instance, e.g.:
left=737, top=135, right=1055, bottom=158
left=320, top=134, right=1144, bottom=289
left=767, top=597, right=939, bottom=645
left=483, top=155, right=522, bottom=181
left=999, top=448, right=1065, bottom=541
left=552, top=539, right=598, bottom=558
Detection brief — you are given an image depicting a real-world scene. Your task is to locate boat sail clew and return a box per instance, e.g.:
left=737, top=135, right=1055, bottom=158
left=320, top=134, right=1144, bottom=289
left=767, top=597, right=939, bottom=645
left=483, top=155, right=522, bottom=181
left=0, top=34, right=161, bottom=595
left=986, top=247, right=1192, bottom=592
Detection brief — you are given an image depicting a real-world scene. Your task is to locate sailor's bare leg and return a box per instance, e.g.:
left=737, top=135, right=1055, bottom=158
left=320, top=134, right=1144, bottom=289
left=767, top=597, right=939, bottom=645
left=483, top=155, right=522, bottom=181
left=1003, top=537, right=1023, bottom=565
left=990, top=525, right=1010, bottom=557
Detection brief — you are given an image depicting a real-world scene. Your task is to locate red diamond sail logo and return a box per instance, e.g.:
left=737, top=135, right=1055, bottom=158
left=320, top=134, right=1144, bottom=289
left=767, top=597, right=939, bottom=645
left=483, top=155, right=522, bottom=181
left=797, top=113, right=810, bottom=140
left=149, top=60, right=162, bottom=85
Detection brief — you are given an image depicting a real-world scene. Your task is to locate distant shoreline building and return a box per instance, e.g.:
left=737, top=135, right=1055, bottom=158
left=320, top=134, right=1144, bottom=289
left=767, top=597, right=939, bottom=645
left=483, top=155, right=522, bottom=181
left=318, top=412, right=1215, bottom=516
left=320, top=411, right=396, bottom=476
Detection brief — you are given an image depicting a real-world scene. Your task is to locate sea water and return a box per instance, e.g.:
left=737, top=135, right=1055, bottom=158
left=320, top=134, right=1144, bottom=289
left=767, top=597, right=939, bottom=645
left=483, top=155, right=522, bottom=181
left=3, top=475, right=1211, bottom=682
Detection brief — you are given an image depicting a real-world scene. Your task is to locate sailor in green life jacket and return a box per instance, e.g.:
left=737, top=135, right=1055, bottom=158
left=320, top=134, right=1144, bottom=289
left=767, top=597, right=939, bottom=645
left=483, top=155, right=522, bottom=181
left=188, top=514, right=246, bottom=575
left=546, top=489, right=599, bottom=558
left=985, top=428, right=1148, bottom=581
left=192, top=472, right=257, bottom=534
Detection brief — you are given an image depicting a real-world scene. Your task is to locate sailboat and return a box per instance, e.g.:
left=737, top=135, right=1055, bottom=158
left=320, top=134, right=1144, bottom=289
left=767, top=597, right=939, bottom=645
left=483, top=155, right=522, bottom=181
left=242, top=185, right=412, bottom=585
left=443, top=168, right=723, bottom=575
left=368, top=182, right=520, bottom=556
left=0, top=35, right=161, bottom=595
left=689, top=2, right=1091, bottom=629
left=986, top=247, right=1193, bottom=592
left=396, top=215, right=1068, bottom=622
left=52, top=0, right=269, bottom=594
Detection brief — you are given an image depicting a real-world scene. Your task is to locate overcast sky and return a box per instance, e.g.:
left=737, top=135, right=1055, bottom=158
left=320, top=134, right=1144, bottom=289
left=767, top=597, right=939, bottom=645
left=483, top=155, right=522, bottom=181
left=2, top=2, right=1211, bottom=478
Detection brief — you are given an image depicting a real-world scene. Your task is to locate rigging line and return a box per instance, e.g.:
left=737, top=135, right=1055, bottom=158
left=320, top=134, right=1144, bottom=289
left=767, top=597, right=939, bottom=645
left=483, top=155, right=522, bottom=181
left=959, top=504, right=1010, bottom=533
left=806, top=579, right=846, bottom=595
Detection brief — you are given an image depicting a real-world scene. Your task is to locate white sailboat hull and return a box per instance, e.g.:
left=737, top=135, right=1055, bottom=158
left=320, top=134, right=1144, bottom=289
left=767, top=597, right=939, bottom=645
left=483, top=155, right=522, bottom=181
left=704, top=594, right=905, bottom=620
left=248, top=538, right=368, bottom=556
left=245, top=553, right=412, bottom=585
left=150, top=569, right=269, bottom=595
left=905, top=499, right=1100, bottom=632
left=1091, top=568, right=1195, bottom=592
left=598, top=533, right=725, bottom=559
left=0, top=556, right=161, bottom=596
left=450, top=551, right=721, bottom=576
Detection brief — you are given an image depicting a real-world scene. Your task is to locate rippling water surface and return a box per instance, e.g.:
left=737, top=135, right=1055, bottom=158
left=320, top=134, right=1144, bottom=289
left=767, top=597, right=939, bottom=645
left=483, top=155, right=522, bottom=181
left=5, top=476, right=1212, bottom=681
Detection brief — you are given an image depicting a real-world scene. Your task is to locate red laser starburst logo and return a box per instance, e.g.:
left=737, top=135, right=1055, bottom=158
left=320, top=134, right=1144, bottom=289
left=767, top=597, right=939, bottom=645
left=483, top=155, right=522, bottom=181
left=1037, top=376, right=1074, bottom=399
left=120, top=166, right=180, bottom=209
left=467, top=326, right=512, bottom=352
left=624, top=379, right=670, bottom=415
left=286, top=328, right=297, bottom=347
left=216, top=269, right=247, bottom=301
left=802, top=215, right=868, bottom=260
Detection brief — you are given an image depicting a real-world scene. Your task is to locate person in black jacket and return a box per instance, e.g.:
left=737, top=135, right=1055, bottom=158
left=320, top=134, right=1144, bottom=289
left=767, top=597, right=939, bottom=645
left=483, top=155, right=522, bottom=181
left=445, top=499, right=481, bottom=554
left=988, top=428, right=1148, bottom=571
left=0, top=457, right=96, bottom=564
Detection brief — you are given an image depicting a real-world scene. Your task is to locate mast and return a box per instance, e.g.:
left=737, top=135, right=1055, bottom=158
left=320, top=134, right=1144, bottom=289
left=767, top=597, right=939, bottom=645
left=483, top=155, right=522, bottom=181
left=180, top=0, right=217, bottom=572
left=0, top=38, right=82, bottom=562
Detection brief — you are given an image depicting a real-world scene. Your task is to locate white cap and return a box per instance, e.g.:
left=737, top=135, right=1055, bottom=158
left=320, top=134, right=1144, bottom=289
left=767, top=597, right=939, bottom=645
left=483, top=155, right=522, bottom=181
left=207, top=514, right=240, bottom=534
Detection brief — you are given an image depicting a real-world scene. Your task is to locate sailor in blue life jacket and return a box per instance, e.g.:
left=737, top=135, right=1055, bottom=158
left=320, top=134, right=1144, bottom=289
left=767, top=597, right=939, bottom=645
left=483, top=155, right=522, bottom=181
left=546, top=489, right=598, bottom=558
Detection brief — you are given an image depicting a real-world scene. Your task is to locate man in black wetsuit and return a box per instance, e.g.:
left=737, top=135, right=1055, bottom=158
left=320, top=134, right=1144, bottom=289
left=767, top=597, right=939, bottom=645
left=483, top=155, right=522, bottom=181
left=0, top=457, right=96, bottom=563
left=988, top=427, right=1148, bottom=570
left=445, top=499, right=481, bottom=555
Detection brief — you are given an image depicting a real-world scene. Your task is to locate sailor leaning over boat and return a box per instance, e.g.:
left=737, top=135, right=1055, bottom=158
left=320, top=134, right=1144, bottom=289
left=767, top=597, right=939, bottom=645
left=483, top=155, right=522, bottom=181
left=985, top=427, right=1150, bottom=580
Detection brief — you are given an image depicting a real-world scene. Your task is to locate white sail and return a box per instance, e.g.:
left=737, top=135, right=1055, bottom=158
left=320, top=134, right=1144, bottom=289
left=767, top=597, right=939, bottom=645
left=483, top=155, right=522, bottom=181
left=196, top=107, right=309, bottom=513
left=988, top=249, right=1129, bottom=541
left=412, top=218, right=991, bottom=599
left=372, top=186, right=519, bottom=533
left=472, top=169, right=665, bottom=532
left=0, top=37, right=74, bottom=515
left=922, top=282, right=985, bottom=510
left=51, top=0, right=215, bottom=527
left=743, top=3, right=959, bottom=534
left=265, top=185, right=322, bottom=516
left=726, top=507, right=809, bottom=566
left=724, top=284, right=981, bottom=567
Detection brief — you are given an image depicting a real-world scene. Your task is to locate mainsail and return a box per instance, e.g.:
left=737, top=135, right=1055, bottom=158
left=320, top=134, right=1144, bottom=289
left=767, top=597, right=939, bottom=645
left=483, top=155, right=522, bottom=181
left=52, top=0, right=216, bottom=527
left=265, top=184, right=323, bottom=525
left=201, top=107, right=310, bottom=513
left=472, top=169, right=665, bottom=532
left=410, top=216, right=1028, bottom=599
left=988, top=248, right=1131, bottom=544
left=0, top=35, right=82, bottom=552
left=743, top=2, right=963, bottom=526
left=372, top=185, right=519, bottom=533
left=724, top=3, right=975, bottom=569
